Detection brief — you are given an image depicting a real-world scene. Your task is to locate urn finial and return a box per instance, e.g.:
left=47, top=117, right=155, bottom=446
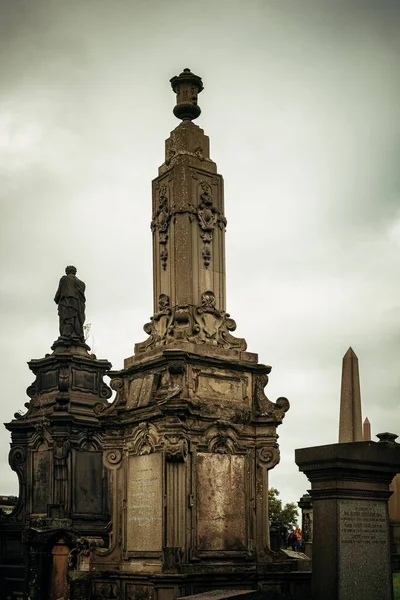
left=170, top=68, right=204, bottom=121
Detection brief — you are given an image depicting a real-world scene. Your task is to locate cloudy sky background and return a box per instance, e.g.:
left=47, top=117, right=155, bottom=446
left=0, top=0, right=399, bottom=509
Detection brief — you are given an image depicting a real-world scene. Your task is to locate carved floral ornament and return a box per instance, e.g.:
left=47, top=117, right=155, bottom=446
left=127, top=422, right=159, bottom=456
left=151, top=184, right=171, bottom=271
left=137, top=290, right=247, bottom=353
left=164, top=434, right=188, bottom=462
left=192, top=181, right=227, bottom=269
left=205, top=424, right=240, bottom=455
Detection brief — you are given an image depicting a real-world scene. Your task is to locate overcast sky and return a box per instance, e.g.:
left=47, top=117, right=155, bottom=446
left=1, top=0, right=399, bottom=510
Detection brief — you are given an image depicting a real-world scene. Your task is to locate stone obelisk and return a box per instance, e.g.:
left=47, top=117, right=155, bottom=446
left=338, top=347, right=363, bottom=442
left=363, top=416, right=371, bottom=441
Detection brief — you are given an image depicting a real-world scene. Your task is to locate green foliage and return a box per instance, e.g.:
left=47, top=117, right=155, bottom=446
left=393, top=573, right=400, bottom=600
left=268, top=487, right=299, bottom=530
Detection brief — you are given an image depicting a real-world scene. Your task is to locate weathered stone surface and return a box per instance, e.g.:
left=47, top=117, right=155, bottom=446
left=338, top=347, right=362, bottom=442
left=126, top=453, right=163, bottom=552
left=32, top=444, right=51, bottom=514
left=197, top=453, right=246, bottom=551
left=176, top=591, right=258, bottom=600
left=296, top=437, right=400, bottom=600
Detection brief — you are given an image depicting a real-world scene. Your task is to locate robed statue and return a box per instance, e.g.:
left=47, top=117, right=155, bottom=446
left=54, top=266, right=86, bottom=342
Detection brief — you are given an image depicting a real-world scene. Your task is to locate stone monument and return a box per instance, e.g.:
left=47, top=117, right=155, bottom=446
left=0, top=70, right=312, bottom=600
left=83, top=68, right=301, bottom=599
left=338, top=347, right=362, bottom=443
left=0, top=267, right=112, bottom=600
left=296, top=434, right=400, bottom=600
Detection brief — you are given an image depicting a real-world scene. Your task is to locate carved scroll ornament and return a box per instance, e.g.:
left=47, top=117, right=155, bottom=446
left=257, top=446, right=280, bottom=469
left=137, top=290, right=247, bottom=353
left=254, top=373, right=290, bottom=422
left=103, top=449, right=123, bottom=470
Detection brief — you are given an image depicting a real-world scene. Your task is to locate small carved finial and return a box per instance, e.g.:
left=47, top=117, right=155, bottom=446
left=170, top=68, right=204, bottom=121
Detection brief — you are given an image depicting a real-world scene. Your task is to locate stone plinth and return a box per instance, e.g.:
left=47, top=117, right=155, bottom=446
left=296, top=436, right=400, bottom=600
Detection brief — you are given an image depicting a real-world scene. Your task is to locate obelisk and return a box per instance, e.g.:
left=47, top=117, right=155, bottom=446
left=363, top=416, right=371, bottom=441
left=338, top=347, right=363, bottom=442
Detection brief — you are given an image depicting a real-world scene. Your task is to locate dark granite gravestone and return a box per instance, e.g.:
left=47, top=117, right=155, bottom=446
left=296, top=434, right=400, bottom=600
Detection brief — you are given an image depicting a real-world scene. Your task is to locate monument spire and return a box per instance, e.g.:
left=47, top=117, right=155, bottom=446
left=338, top=346, right=363, bottom=442
left=136, top=68, right=246, bottom=354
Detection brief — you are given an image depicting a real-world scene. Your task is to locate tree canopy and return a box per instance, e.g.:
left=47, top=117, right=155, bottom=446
left=268, top=487, right=299, bottom=530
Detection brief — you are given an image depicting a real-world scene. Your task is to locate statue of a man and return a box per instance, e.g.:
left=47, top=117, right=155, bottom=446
left=54, top=266, right=86, bottom=341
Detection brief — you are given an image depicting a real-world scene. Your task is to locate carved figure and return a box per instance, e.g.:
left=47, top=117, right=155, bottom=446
left=54, top=266, right=86, bottom=341
left=151, top=294, right=173, bottom=341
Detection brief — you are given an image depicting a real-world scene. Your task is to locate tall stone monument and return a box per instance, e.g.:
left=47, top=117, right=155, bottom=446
left=85, top=69, right=296, bottom=598
left=0, top=70, right=307, bottom=600
left=338, top=347, right=362, bottom=443
left=0, top=267, right=112, bottom=600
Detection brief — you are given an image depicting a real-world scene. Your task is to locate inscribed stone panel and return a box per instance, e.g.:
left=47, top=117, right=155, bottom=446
left=128, top=375, right=155, bottom=409
left=126, top=453, right=162, bottom=552
left=191, top=368, right=250, bottom=409
left=338, top=500, right=391, bottom=599
left=197, top=453, right=246, bottom=551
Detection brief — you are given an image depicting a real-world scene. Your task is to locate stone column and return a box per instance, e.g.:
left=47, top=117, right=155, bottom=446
left=296, top=434, right=400, bottom=600
left=151, top=68, right=226, bottom=314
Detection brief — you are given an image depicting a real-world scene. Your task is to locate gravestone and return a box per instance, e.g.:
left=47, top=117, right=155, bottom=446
left=296, top=434, right=400, bottom=600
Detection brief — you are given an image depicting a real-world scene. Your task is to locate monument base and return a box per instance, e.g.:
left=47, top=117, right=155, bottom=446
left=296, top=435, right=400, bottom=600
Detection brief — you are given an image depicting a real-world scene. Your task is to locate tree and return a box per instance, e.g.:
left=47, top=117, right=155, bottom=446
left=268, top=487, right=299, bottom=530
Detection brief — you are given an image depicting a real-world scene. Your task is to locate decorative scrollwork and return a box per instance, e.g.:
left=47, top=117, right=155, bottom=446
left=100, top=382, right=112, bottom=399
left=9, top=446, right=27, bottom=468
left=103, top=449, right=122, bottom=470
left=94, top=402, right=107, bottom=415
left=151, top=184, right=171, bottom=270
left=26, top=383, right=38, bottom=398
left=136, top=289, right=247, bottom=353
left=258, top=446, right=280, bottom=469
left=94, top=378, right=125, bottom=415
left=254, top=374, right=290, bottom=421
